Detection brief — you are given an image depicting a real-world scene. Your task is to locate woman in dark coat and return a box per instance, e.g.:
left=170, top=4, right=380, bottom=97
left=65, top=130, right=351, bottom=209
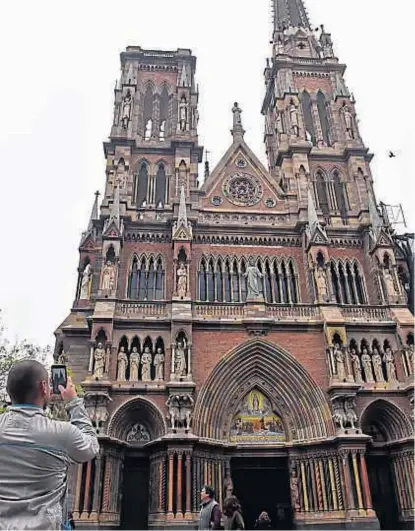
left=254, top=511, right=272, bottom=529
left=223, top=496, right=245, bottom=530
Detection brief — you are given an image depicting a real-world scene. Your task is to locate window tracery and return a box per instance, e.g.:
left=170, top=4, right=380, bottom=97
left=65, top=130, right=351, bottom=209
left=127, top=254, right=165, bottom=300
left=330, top=259, right=367, bottom=305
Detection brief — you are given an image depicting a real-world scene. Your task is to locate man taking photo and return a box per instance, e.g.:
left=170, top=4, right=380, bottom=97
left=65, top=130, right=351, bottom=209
left=0, top=360, right=99, bottom=530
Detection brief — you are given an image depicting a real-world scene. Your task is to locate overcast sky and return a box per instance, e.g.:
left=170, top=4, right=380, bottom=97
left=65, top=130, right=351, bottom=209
left=0, top=0, right=412, bottom=347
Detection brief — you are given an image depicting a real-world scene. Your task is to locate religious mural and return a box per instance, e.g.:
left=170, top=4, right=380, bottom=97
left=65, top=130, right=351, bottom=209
left=230, top=389, right=285, bottom=443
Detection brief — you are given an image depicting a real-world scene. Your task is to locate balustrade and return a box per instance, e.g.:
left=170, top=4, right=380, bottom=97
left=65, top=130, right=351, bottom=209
left=341, top=305, right=391, bottom=322
left=115, top=301, right=168, bottom=318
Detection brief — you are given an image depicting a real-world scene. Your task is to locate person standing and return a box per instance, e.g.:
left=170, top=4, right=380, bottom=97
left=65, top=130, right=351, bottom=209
left=0, top=360, right=99, bottom=530
left=198, top=485, right=222, bottom=530
left=223, top=496, right=245, bottom=530
left=254, top=511, right=272, bottom=529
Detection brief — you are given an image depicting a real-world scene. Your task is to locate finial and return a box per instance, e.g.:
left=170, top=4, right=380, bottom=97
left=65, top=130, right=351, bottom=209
left=231, top=102, right=245, bottom=141
left=204, top=150, right=211, bottom=179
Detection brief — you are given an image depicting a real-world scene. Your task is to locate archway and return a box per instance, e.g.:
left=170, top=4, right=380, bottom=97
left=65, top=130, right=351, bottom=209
left=107, top=397, right=167, bottom=530
left=361, top=399, right=413, bottom=530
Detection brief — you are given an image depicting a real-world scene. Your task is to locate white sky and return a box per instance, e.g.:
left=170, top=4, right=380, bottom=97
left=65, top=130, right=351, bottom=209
left=0, top=0, right=413, bottom=347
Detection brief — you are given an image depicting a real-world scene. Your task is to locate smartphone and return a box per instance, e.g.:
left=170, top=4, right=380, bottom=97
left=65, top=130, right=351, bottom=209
left=51, top=364, right=68, bottom=395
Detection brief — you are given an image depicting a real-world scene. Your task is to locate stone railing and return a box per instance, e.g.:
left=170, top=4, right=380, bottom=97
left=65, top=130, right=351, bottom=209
left=115, top=301, right=168, bottom=318
left=193, top=303, right=245, bottom=319
left=340, top=306, right=391, bottom=322
left=266, top=304, right=320, bottom=320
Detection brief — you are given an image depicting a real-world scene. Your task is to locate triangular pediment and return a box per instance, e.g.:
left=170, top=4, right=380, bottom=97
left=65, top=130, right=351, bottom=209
left=309, top=225, right=329, bottom=245
left=172, top=225, right=192, bottom=241
left=371, top=227, right=394, bottom=249
left=79, top=232, right=95, bottom=251
left=201, top=140, right=284, bottom=212
left=103, top=220, right=121, bottom=239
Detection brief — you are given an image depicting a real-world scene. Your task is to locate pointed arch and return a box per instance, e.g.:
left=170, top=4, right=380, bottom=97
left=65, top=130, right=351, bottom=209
left=207, top=257, right=215, bottom=301
left=332, top=169, right=348, bottom=220
left=216, top=257, right=224, bottom=302
left=330, top=261, right=341, bottom=303
left=143, top=84, right=154, bottom=139
left=134, top=160, right=149, bottom=206
left=314, top=169, right=330, bottom=218
left=199, top=257, right=208, bottom=301
left=361, top=399, right=413, bottom=443
left=317, top=90, right=331, bottom=146
left=128, top=254, right=139, bottom=298
left=300, top=90, right=316, bottom=145
left=154, top=162, right=167, bottom=206
left=193, top=339, right=335, bottom=441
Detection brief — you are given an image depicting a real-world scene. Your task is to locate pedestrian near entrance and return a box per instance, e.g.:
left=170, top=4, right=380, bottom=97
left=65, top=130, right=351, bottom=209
left=254, top=511, right=272, bottom=529
left=0, top=360, right=99, bottom=530
left=223, top=495, right=245, bottom=530
left=198, top=485, right=222, bottom=530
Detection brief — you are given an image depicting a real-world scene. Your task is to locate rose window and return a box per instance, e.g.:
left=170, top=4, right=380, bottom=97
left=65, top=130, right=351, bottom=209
left=223, top=173, right=263, bottom=206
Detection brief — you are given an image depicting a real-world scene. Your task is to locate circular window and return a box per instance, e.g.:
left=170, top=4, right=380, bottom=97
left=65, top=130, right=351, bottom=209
left=211, top=196, right=223, bottom=206
left=265, top=198, right=276, bottom=208
left=235, top=158, right=247, bottom=168
left=223, top=173, right=263, bottom=206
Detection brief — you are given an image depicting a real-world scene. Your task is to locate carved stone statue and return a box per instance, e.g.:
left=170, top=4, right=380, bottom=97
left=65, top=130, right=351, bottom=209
left=84, top=392, right=112, bottom=434
left=100, top=261, right=116, bottom=291
left=332, top=397, right=346, bottom=430
left=159, top=120, right=166, bottom=141
left=176, top=262, right=187, bottom=297
left=126, top=422, right=151, bottom=443
left=166, top=394, right=194, bottom=430
left=93, top=342, right=106, bottom=379
left=289, top=101, right=299, bottom=136
left=383, top=348, right=397, bottom=382
left=145, top=119, right=152, bottom=140
left=372, top=348, right=385, bottom=383
left=290, top=468, right=300, bottom=510
left=166, top=395, right=180, bottom=430
left=361, top=348, right=374, bottom=383
left=174, top=341, right=187, bottom=378
left=129, top=347, right=140, bottom=381
left=79, top=263, right=92, bottom=300
left=179, top=96, right=187, bottom=131
left=121, top=89, right=133, bottom=129
left=342, top=105, right=353, bottom=139
left=232, top=102, right=242, bottom=127
left=409, top=345, right=414, bottom=375
left=117, top=347, right=128, bottom=381
left=383, top=268, right=397, bottom=300
left=344, top=397, right=358, bottom=429
left=350, top=348, right=363, bottom=383
left=141, top=347, right=152, bottom=382
left=57, top=350, right=68, bottom=365
left=315, top=266, right=329, bottom=301
left=275, top=112, right=283, bottom=134
left=334, top=344, right=346, bottom=381
left=154, top=347, right=165, bottom=381
left=244, top=259, right=264, bottom=298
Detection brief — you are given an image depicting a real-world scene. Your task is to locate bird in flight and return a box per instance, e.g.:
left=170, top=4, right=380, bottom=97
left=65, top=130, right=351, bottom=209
left=388, top=151, right=396, bottom=158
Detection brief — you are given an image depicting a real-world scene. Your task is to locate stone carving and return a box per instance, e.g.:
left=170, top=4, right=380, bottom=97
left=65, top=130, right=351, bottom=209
left=350, top=348, right=363, bottom=383
left=126, top=422, right=151, bottom=443
left=84, top=391, right=112, bottom=434
left=275, top=112, right=283, bottom=134
left=176, top=262, right=187, bottom=297
left=223, top=173, right=263, bottom=207
left=179, top=96, right=187, bottom=131
left=79, top=263, right=92, bottom=300
left=383, top=267, right=397, bottom=300
left=57, top=350, right=68, bottom=365
left=232, top=102, right=242, bottom=127
left=361, top=348, right=374, bottom=383
left=372, top=348, right=385, bottom=383
left=410, top=396, right=414, bottom=421
left=154, top=347, right=165, bottom=381
left=49, top=400, right=68, bottom=421
left=332, top=396, right=358, bottom=430
left=245, top=258, right=264, bottom=298
left=100, top=261, right=116, bottom=291
left=384, top=348, right=397, bottom=382
left=344, top=397, right=358, bottom=429
left=315, top=266, right=329, bottom=301
left=93, top=342, right=106, bottom=379
left=224, top=477, right=234, bottom=499
left=117, top=347, right=128, bottom=381
left=129, top=347, right=140, bottom=381
left=342, top=105, right=353, bottom=139
left=334, top=344, right=346, bottom=381
left=145, top=119, right=152, bottom=140
left=159, top=120, right=166, bottom=141
left=166, top=393, right=194, bottom=430
left=290, top=467, right=300, bottom=510
left=121, top=89, right=133, bottom=130
left=289, top=101, right=299, bottom=136
left=141, top=347, right=152, bottom=382
left=174, top=341, right=187, bottom=378
left=332, top=397, right=346, bottom=430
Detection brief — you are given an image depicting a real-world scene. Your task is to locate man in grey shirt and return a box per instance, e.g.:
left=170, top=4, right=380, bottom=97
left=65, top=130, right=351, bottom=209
left=0, top=360, right=99, bottom=530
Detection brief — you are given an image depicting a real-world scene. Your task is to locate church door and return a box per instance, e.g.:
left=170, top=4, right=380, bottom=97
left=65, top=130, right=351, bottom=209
left=120, top=456, right=149, bottom=530
left=366, top=453, right=399, bottom=530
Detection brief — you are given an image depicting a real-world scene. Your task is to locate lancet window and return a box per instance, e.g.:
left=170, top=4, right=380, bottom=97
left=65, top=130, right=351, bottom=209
left=198, top=256, right=299, bottom=303
left=127, top=255, right=165, bottom=300
left=300, top=90, right=316, bottom=145
left=330, top=259, right=367, bottom=305
left=317, top=91, right=331, bottom=146
left=133, top=161, right=149, bottom=206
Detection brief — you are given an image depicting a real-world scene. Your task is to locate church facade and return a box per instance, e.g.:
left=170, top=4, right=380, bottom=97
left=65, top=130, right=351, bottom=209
left=54, top=0, right=414, bottom=529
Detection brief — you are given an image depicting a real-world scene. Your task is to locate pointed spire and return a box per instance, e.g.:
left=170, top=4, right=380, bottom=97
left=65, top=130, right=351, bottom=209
left=273, top=0, right=311, bottom=32
left=88, top=191, right=100, bottom=231
left=368, top=188, right=383, bottom=241
left=108, top=183, right=121, bottom=229
left=306, top=185, right=327, bottom=242
left=231, top=102, right=245, bottom=142
left=177, top=183, right=188, bottom=227
left=172, top=183, right=192, bottom=241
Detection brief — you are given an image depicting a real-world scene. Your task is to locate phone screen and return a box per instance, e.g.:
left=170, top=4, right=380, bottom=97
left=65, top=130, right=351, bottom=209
left=51, top=365, right=67, bottom=395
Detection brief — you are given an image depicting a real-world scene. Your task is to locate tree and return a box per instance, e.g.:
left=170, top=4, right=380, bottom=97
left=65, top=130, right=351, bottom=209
left=0, top=311, right=52, bottom=403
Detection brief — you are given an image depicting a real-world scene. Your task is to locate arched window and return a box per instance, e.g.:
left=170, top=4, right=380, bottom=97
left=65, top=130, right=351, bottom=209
left=224, top=260, right=232, bottom=302
left=338, top=263, right=348, bottom=304
left=241, top=259, right=247, bottom=302
left=331, top=262, right=341, bottom=303
left=264, top=260, right=273, bottom=302
left=128, top=256, right=139, bottom=298
left=273, top=261, right=281, bottom=303
left=155, top=258, right=164, bottom=300
left=354, top=262, right=365, bottom=304
left=317, top=91, right=330, bottom=146
left=135, top=162, right=149, bottom=206
left=147, top=257, right=156, bottom=300
left=289, top=261, right=298, bottom=303
left=159, top=86, right=169, bottom=141
left=301, top=91, right=316, bottom=145
left=200, top=259, right=207, bottom=301
left=333, top=170, right=348, bottom=219
left=315, top=171, right=330, bottom=217
left=281, top=261, right=289, bottom=303
left=138, top=257, right=147, bottom=300
left=106, top=245, right=115, bottom=264
left=155, top=163, right=167, bottom=207
left=216, top=259, right=224, bottom=302
left=346, top=263, right=356, bottom=304
left=207, top=259, right=215, bottom=301
left=143, top=85, right=154, bottom=140
left=232, top=260, right=240, bottom=302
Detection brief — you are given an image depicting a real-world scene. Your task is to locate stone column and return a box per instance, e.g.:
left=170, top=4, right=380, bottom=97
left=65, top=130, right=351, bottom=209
left=90, top=453, right=104, bottom=519
left=319, top=459, right=328, bottom=511
left=185, top=451, right=192, bottom=519
left=167, top=450, right=175, bottom=520
left=176, top=451, right=183, bottom=518
left=351, top=452, right=364, bottom=510
left=328, top=458, right=338, bottom=510
left=300, top=461, right=309, bottom=511
left=358, top=453, right=372, bottom=509
left=72, top=464, right=83, bottom=519
left=341, top=453, right=353, bottom=510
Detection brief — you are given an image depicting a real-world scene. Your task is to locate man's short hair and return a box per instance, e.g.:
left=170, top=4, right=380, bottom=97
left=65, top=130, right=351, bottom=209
left=202, top=485, right=215, bottom=499
left=6, top=360, right=48, bottom=404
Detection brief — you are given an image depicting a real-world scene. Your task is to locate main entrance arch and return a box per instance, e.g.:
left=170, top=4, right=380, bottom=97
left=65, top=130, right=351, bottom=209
left=193, top=338, right=335, bottom=442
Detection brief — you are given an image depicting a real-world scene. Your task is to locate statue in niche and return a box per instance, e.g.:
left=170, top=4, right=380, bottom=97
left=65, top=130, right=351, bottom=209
left=244, top=258, right=264, bottom=298
left=315, top=265, right=329, bottom=301
left=350, top=348, right=363, bottom=383
left=409, top=345, right=414, bottom=374
left=372, top=348, right=385, bottom=382
left=121, top=89, right=133, bottom=129
left=174, top=341, right=187, bottom=378
left=383, top=267, right=397, bottom=299
left=93, top=342, right=106, bottom=379
left=117, top=347, right=128, bottom=381
left=342, top=105, right=354, bottom=139
left=100, top=261, right=116, bottom=291
left=153, top=347, right=165, bottom=381
left=84, top=392, right=112, bottom=434
left=57, top=350, right=68, bottom=365
left=344, top=397, right=358, bottom=429
left=332, top=397, right=346, bottom=430
left=166, top=394, right=194, bottom=430
left=383, top=347, right=397, bottom=382
left=129, top=347, right=140, bottom=381
left=275, top=112, right=283, bottom=135
left=159, top=120, right=166, bottom=141
left=290, top=467, right=300, bottom=510
left=79, top=263, right=92, bottom=300
left=176, top=262, right=187, bottom=297
left=289, top=101, right=299, bottom=136
left=145, top=119, right=152, bottom=140
left=141, top=347, right=152, bottom=382
left=179, top=96, right=187, bottom=131
left=334, top=344, right=346, bottom=381
left=361, top=348, right=374, bottom=383
left=232, top=102, right=242, bottom=127
left=126, top=422, right=151, bottom=443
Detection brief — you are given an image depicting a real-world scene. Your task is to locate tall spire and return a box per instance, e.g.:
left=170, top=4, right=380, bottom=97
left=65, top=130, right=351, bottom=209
left=306, top=185, right=327, bottom=242
left=107, top=183, right=121, bottom=230
left=177, top=183, right=188, bottom=227
left=272, top=0, right=311, bottom=31
left=172, top=183, right=192, bottom=240
left=87, top=191, right=100, bottom=231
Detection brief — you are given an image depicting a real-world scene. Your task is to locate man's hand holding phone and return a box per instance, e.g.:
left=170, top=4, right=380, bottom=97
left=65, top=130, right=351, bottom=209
left=58, top=376, right=77, bottom=402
